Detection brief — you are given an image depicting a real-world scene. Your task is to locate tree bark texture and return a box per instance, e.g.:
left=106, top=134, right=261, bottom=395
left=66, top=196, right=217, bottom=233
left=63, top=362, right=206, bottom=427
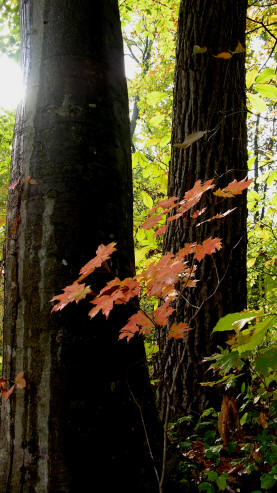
left=0, top=1, right=162, bottom=491
left=156, top=0, right=248, bottom=421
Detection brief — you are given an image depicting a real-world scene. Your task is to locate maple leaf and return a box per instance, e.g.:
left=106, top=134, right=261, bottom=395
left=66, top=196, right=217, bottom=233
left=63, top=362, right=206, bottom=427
left=141, top=252, right=184, bottom=298
left=153, top=300, right=175, bottom=326
left=168, top=322, right=192, bottom=339
left=194, top=237, right=222, bottom=262
left=89, top=295, right=115, bottom=319
left=99, top=277, right=140, bottom=304
left=154, top=224, right=168, bottom=237
left=89, top=277, right=140, bottom=319
left=192, top=208, right=207, bottom=218
left=141, top=213, right=163, bottom=230
left=214, top=177, right=253, bottom=198
left=196, top=208, right=237, bottom=227
left=148, top=196, right=178, bottom=215
left=15, top=371, right=26, bottom=389
left=51, top=282, right=92, bottom=312
left=4, top=385, right=15, bottom=401
left=119, top=311, right=154, bottom=342
left=78, top=242, right=117, bottom=280
left=168, top=180, right=214, bottom=222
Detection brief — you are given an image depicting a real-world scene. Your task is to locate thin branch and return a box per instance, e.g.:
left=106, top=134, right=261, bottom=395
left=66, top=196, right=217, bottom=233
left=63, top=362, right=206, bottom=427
left=246, top=16, right=277, bottom=41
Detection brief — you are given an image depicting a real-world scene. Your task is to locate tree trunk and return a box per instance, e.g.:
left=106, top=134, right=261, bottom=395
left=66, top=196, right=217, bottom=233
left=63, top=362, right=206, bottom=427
left=0, top=1, right=162, bottom=491
left=156, top=0, right=248, bottom=421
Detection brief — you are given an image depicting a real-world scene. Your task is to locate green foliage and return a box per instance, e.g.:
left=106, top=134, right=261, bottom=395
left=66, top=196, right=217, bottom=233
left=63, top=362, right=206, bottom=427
left=0, top=0, right=20, bottom=60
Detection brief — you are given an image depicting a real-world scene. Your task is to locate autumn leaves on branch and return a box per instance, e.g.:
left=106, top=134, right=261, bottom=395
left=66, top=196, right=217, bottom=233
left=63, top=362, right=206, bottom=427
left=51, top=176, right=252, bottom=341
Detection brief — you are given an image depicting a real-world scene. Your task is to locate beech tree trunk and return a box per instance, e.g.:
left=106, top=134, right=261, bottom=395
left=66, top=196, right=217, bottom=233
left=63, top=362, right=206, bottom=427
left=0, top=1, right=162, bottom=491
left=156, top=0, right=248, bottom=421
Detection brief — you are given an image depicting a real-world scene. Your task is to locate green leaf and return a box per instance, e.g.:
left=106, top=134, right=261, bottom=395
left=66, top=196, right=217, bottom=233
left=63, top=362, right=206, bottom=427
left=146, top=91, right=168, bottom=105
left=140, top=190, right=153, bottom=208
left=212, top=311, right=261, bottom=333
left=260, top=473, right=276, bottom=490
left=149, top=113, right=164, bottom=127
left=216, top=475, right=227, bottom=491
left=267, top=169, right=277, bottom=186
left=247, top=156, right=256, bottom=170
left=240, top=412, right=248, bottom=425
left=199, top=482, right=214, bottom=493
left=247, top=92, right=267, bottom=113
left=246, top=69, right=258, bottom=88
left=253, top=83, right=277, bottom=100
left=236, top=316, right=276, bottom=354
left=255, top=67, right=275, bottom=83
left=207, top=471, right=218, bottom=481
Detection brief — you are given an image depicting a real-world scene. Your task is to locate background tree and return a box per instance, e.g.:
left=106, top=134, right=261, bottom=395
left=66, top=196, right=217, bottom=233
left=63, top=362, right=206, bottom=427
left=0, top=1, right=163, bottom=491
left=155, top=0, right=249, bottom=421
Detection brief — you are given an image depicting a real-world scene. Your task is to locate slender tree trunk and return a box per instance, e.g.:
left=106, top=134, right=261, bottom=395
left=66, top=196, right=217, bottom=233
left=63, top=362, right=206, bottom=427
left=155, top=0, right=248, bottom=421
left=0, top=1, right=162, bottom=491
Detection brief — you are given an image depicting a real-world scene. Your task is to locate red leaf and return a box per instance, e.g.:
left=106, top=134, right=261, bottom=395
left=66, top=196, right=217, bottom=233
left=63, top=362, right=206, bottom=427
left=192, top=208, right=207, bottom=218
left=214, top=177, right=253, bottom=198
left=119, top=311, right=154, bottom=341
left=89, top=276, right=140, bottom=319
left=194, top=237, right=222, bottom=262
left=78, top=242, right=117, bottom=280
left=141, top=213, right=163, bottom=230
left=4, top=384, right=15, bottom=401
left=9, top=177, right=21, bottom=190
left=168, top=322, right=192, bottom=339
left=153, top=300, right=175, bottom=326
left=23, top=176, right=38, bottom=185
left=148, top=196, right=178, bottom=215
left=51, top=282, right=92, bottom=312
left=154, top=224, right=168, bottom=237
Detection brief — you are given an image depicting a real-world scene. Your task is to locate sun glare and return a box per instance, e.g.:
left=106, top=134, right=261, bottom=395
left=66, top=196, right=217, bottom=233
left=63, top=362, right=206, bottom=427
left=0, top=55, right=24, bottom=110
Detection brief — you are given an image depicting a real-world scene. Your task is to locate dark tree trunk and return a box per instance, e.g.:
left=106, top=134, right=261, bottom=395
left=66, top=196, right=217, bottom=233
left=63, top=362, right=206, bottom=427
left=0, top=1, right=162, bottom=491
left=156, top=0, right=248, bottom=421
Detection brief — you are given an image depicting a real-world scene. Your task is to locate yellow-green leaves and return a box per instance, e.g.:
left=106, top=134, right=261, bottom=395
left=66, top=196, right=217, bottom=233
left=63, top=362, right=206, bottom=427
left=247, top=92, right=267, bottom=113
left=146, top=91, right=168, bottom=105
left=141, top=190, right=153, bottom=208
left=253, top=83, right=277, bottom=100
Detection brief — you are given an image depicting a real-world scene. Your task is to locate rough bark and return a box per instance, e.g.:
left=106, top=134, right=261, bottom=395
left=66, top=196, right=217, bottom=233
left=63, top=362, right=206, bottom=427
left=0, top=1, right=162, bottom=491
left=156, top=0, right=248, bottom=421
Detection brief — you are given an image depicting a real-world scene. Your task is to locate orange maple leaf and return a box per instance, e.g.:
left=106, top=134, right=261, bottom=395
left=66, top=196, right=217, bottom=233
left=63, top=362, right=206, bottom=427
left=141, top=213, right=163, bottom=230
left=78, top=242, right=117, bottom=280
left=168, top=322, right=192, bottom=339
left=153, top=300, right=175, bottom=326
left=89, top=276, right=140, bottom=319
left=194, top=237, right=222, bottom=262
left=214, top=177, right=253, bottom=198
left=51, top=282, right=92, bottom=312
left=119, top=311, right=154, bottom=341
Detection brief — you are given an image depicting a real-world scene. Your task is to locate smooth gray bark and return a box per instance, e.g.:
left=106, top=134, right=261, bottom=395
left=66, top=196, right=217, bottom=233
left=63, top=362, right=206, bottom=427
left=0, top=1, right=162, bottom=491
